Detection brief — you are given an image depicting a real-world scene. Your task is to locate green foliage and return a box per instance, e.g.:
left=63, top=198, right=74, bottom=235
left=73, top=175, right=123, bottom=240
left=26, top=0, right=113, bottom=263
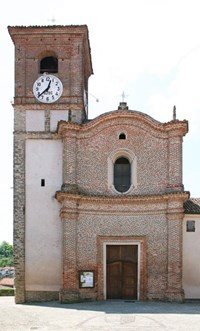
left=0, top=257, right=13, bottom=267
left=0, top=241, right=14, bottom=267
left=0, top=288, right=15, bottom=296
left=0, top=241, right=13, bottom=257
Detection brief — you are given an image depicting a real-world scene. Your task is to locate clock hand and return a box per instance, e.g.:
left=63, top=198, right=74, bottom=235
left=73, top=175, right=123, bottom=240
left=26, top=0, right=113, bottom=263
left=38, top=80, right=51, bottom=97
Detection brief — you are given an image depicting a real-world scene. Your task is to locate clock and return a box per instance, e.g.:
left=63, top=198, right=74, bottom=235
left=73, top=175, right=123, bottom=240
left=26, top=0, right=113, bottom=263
left=33, top=74, right=63, bottom=103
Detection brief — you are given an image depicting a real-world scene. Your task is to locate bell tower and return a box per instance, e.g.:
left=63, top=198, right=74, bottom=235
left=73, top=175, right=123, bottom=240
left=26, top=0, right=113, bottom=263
left=8, top=25, right=93, bottom=303
left=8, top=25, right=93, bottom=123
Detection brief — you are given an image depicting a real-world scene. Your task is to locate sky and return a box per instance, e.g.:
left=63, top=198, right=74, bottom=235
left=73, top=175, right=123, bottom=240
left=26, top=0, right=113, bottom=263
left=0, top=0, right=200, bottom=244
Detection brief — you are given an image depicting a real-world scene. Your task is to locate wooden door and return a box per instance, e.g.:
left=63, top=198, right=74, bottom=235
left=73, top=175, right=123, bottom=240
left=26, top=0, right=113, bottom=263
left=106, top=245, right=138, bottom=300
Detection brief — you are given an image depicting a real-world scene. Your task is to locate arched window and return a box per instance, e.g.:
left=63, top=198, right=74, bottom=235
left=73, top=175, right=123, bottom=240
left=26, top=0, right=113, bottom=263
left=114, top=157, right=131, bottom=193
left=119, top=133, right=126, bottom=140
left=108, top=148, right=137, bottom=194
left=40, top=56, right=58, bottom=73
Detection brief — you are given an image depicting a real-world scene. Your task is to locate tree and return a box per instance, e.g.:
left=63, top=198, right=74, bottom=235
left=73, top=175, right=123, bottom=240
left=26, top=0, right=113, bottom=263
left=0, top=241, right=14, bottom=267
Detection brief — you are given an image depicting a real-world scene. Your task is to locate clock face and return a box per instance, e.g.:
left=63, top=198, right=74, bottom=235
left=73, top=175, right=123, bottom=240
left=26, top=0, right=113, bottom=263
left=33, top=74, right=63, bottom=103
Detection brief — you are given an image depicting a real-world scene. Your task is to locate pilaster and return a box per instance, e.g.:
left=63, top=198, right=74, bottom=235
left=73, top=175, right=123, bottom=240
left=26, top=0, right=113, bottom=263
left=13, top=132, right=26, bottom=303
left=59, top=203, right=79, bottom=302
left=62, top=134, right=78, bottom=193
left=166, top=211, right=185, bottom=301
left=167, top=130, right=184, bottom=192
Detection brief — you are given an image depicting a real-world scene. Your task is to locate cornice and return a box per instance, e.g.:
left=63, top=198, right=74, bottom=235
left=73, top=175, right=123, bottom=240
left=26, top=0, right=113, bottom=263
left=167, top=212, right=185, bottom=221
left=57, top=110, right=188, bottom=139
left=14, top=131, right=61, bottom=140
left=8, top=25, right=89, bottom=39
left=12, top=103, right=72, bottom=111
left=56, top=190, right=190, bottom=205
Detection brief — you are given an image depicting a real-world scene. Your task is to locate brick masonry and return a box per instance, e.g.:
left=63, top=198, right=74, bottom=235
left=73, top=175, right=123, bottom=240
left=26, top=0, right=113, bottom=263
left=9, top=25, right=189, bottom=303
left=57, top=191, right=188, bottom=302
left=57, top=109, right=189, bottom=302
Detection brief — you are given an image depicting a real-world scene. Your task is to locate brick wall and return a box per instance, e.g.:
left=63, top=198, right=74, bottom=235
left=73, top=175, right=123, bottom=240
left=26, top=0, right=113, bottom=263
left=57, top=108, right=188, bottom=302
left=57, top=192, right=188, bottom=302
left=9, top=25, right=93, bottom=303
left=9, top=25, right=189, bottom=303
left=58, top=109, right=188, bottom=196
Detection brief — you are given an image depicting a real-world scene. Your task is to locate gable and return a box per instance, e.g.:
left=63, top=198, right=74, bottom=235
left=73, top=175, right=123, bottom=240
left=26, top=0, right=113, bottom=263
left=58, top=106, right=188, bottom=196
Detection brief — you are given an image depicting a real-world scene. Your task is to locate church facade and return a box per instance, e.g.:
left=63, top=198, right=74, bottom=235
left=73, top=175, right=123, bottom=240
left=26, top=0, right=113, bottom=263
left=8, top=25, right=199, bottom=304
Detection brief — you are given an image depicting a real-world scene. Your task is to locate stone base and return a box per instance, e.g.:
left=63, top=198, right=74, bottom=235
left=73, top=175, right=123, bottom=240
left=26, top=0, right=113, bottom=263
left=25, top=291, right=59, bottom=302
left=165, top=290, right=185, bottom=302
left=59, top=289, right=80, bottom=303
left=15, top=286, right=25, bottom=304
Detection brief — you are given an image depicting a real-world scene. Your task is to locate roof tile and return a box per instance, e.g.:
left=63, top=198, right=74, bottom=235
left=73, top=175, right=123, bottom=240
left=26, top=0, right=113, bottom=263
left=184, top=198, right=200, bottom=214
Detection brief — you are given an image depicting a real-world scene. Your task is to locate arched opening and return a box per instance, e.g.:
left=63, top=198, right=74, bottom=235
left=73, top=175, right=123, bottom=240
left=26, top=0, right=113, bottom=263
left=40, top=56, right=58, bottom=73
left=119, top=133, right=126, bottom=140
left=114, top=157, right=131, bottom=193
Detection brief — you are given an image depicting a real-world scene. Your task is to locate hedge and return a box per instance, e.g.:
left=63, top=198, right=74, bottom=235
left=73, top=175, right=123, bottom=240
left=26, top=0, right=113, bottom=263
left=0, top=288, right=15, bottom=296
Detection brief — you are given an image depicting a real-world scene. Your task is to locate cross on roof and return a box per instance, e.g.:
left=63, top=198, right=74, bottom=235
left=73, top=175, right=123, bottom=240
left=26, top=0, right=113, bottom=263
left=121, top=91, right=128, bottom=102
left=48, top=16, right=57, bottom=24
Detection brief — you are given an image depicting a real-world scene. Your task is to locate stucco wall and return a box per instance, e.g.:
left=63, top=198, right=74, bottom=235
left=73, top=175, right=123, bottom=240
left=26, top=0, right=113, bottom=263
left=50, top=110, right=69, bottom=131
left=183, top=215, right=200, bottom=298
left=26, top=110, right=45, bottom=131
left=25, top=139, right=63, bottom=291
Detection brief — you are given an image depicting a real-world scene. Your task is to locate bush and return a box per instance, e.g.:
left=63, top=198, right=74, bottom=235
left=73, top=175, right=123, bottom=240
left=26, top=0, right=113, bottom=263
left=0, top=241, right=14, bottom=267
left=0, top=288, right=15, bottom=296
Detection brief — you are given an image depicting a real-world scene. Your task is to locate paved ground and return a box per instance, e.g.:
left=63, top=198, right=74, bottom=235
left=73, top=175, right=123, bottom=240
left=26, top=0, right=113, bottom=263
left=0, top=297, right=200, bottom=331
